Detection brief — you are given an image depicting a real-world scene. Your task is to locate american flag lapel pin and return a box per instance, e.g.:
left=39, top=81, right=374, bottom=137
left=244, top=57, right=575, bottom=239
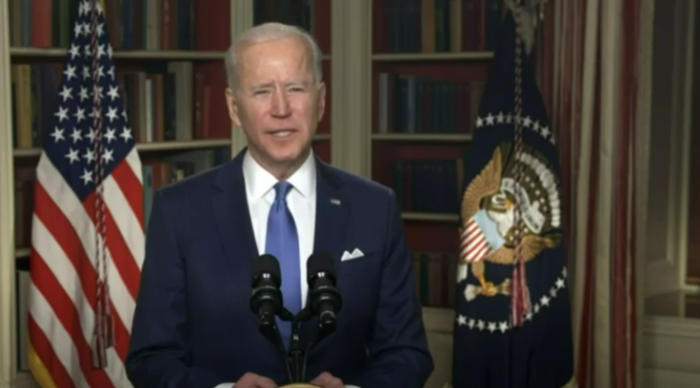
left=330, top=198, right=341, bottom=205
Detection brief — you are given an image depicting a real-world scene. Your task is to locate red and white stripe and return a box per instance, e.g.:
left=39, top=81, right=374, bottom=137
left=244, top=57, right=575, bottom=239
left=28, top=148, right=143, bottom=388
left=460, top=217, right=493, bottom=263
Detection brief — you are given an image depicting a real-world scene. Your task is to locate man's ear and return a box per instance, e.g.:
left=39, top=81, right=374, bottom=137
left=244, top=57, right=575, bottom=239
left=225, top=87, right=243, bottom=128
left=316, top=82, right=327, bottom=123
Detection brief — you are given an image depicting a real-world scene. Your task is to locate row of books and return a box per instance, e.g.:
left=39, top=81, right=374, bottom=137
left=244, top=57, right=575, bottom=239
left=10, top=65, right=59, bottom=148
left=12, top=148, right=229, bottom=248
left=254, top=0, right=316, bottom=34
left=377, top=73, right=484, bottom=134
left=393, top=158, right=463, bottom=214
left=9, top=62, right=224, bottom=149
left=253, top=0, right=331, bottom=56
left=15, top=266, right=29, bottom=371
left=104, top=0, right=197, bottom=50
left=7, top=0, right=199, bottom=51
left=13, top=167, right=35, bottom=249
left=376, top=0, right=505, bottom=53
left=117, top=62, right=205, bottom=144
left=413, top=251, right=459, bottom=309
left=7, top=0, right=79, bottom=49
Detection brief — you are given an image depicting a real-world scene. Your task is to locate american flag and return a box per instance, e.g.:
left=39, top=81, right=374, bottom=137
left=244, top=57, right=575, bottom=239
left=27, top=1, right=143, bottom=387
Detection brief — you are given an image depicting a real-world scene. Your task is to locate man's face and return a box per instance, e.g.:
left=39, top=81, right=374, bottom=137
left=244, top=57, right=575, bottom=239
left=225, top=37, right=326, bottom=173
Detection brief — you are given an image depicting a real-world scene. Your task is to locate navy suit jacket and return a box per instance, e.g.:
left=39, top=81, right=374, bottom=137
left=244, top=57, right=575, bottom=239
left=126, top=149, right=434, bottom=388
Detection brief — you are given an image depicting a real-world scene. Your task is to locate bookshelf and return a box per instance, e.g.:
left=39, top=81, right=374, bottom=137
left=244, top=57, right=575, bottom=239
left=366, top=0, right=516, bottom=322
left=0, top=0, right=336, bottom=385
left=364, top=2, right=509, bottom=388
left=368, top=0, right=507, bottom=317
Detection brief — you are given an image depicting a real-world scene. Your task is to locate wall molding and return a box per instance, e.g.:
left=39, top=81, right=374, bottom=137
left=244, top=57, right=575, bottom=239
left=0, top=372, right=37, bottom=388
left=643, top=0, right=696, bottom=297
left=0, top=0, right=18, bottom=383
left=643, top=316, right=700, bottom=388
left=678, top=0, right=696, bottom=288
left=422, top=307, right=454, bottom=335
left=330, top=0, right=371, bottom=177
left=228, top=0, right=255, bottom=157
left=644, top=315, right=700, bottom=339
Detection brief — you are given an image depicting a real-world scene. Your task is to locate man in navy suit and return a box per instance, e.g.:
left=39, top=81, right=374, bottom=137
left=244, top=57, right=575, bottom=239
left=125, top=22, right=434, bottom=388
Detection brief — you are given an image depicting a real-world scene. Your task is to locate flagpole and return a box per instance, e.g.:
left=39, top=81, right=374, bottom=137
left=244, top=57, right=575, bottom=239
left=88, top=0, right=113, bottom=369
left=511, top=0, right=532, bottom=329
left=511, top=1, right=527, bottom=386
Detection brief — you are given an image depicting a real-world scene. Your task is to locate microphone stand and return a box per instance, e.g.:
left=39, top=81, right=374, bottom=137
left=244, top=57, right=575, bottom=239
left=294, top=309, right=336, bottom=384
left=287, top=309, right=312, bottom=383
left=288, top=316, right=304, bottom=382
left=273, top=309, right=296, bottom=383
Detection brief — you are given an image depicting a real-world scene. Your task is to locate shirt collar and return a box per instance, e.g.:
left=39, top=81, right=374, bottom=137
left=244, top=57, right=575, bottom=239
left=242, top=149, right=316, bottom=201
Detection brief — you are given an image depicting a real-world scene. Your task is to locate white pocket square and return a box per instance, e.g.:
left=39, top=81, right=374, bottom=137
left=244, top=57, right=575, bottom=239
left=341, top=248, right=364, bottom=261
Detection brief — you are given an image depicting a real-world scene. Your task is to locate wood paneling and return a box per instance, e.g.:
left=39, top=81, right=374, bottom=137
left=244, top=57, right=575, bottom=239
left=687, top=3, right=700, bottom=285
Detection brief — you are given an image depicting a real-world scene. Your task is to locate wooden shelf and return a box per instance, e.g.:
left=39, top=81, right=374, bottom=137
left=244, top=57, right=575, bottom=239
left=12, top=148, right=42, bottom=157
left=15, top=248, right=29, bottom=259
left=372, top=52, right=494, bottom=61
left=136, top=139, right=232, bottom=151
left=372, top=133, right=473, bottom=142
left=13, top=139, right=233, bottom=157
left=10, top=47, right=332, bottom=61
left=422, top=306, right=455, bottom=334
left=14, top=135, right=331, bottom=157
left=9, top=47, right=229, bottom=60
left=402, top=212, right=460, bottom=222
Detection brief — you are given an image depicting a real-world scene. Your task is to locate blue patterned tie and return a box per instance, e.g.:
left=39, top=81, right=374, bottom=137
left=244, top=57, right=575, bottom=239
left=265, top=181, right=302, bottom=346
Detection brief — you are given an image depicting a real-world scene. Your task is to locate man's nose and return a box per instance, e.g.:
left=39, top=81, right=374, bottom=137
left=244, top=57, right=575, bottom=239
left=270, top=88, right=291, bottom=117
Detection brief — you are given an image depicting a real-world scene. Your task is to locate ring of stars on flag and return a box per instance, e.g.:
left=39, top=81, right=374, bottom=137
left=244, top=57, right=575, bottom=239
left=456, top=266, right=568, bottom=334
left=475, top=112, right=554, bottom=144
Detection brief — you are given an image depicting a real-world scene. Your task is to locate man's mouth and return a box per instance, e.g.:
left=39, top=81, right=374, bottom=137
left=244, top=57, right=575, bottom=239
left=269, top=130, right=295, bottom=138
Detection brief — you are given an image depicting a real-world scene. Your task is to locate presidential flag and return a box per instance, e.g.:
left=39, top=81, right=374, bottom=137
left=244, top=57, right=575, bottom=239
left=452, top=9, right=574, bottom=388
left=27, top=1, right=143, bottom=387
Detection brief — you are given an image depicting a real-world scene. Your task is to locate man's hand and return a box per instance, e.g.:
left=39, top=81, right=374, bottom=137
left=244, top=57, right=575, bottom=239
left=309, top=372, right=344, bottom=388
left=235, top=372, right=277, bottom=388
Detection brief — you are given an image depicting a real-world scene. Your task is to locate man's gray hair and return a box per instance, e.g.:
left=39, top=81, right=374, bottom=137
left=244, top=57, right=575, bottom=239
left=224, top=22, right=323, bottom=91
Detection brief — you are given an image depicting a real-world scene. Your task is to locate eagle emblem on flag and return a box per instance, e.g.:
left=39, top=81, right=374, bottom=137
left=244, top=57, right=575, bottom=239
left=458, top=141, right=562, bottom=302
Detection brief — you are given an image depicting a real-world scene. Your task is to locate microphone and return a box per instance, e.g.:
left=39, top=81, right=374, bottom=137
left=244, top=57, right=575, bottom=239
left=250, top=254, right=283, bottom=325
left=306, top=252, right=343, bottom=348
left=250, top=254, right=292, bottom=381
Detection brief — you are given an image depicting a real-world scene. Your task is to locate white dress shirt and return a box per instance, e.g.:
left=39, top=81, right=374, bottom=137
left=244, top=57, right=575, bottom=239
left=216, top=150, right=317, bottom=388
left=244, top=149, right=317, bottom=309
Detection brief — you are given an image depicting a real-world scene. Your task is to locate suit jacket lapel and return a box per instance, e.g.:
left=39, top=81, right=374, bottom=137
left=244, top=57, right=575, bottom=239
left=211, top=149, right=259, bottom=278
left=301, top=157, right=350, bottom=343
left=312, top=156, right=349, bottom=283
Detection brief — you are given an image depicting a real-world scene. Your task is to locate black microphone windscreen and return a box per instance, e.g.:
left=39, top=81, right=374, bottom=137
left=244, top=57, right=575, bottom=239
left=307, top=252, right=336, bottom=283
left=253, top=254, right=281, bottom=285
